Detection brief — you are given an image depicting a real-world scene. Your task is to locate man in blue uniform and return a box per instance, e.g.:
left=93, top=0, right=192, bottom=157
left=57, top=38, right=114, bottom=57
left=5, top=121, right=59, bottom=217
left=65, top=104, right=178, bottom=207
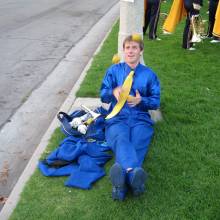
left=100, top=35, right=160, bottom=200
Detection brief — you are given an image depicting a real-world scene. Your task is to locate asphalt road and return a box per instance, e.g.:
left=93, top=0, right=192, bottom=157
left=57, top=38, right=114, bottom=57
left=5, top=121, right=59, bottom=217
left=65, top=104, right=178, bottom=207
left=0, top=0, right=118, bottom=210
left=0, top=0, right=117, bottom=128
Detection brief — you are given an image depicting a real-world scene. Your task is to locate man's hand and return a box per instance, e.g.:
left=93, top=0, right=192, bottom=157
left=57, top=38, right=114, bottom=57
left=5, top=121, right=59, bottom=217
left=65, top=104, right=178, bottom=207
left=113, top=86, right=122, bottom=101
left=193, top=3, right=201, bottom=10
left=127, top=90, right=142, bottom=107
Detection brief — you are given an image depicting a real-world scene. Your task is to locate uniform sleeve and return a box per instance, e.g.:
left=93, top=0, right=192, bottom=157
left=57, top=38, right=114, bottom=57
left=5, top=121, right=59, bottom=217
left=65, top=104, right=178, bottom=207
left=193, top=0, right=203, bottom=6
left=138, top=73, right=160, bottom=110
left=100, top=66, right=115, bottom=104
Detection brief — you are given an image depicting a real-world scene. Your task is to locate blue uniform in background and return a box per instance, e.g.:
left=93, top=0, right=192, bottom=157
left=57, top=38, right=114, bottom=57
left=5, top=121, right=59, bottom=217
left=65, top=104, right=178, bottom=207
left=100, top=62, right=160, bottom=171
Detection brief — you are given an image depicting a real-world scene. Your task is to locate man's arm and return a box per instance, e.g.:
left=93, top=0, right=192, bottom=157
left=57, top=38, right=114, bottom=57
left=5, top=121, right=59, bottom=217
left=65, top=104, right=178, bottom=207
left=193, top=0, right=203, bottom=6
left=100, top=67, right=115, bottom=103
left=138, top=73, right=160, bottom=110
left=193, top=0, right=203, bottom=10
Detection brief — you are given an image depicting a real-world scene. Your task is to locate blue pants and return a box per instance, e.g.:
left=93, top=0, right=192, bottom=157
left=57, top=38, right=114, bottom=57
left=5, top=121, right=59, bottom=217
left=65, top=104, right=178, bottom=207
left=105, top=115, right=154, bottom=170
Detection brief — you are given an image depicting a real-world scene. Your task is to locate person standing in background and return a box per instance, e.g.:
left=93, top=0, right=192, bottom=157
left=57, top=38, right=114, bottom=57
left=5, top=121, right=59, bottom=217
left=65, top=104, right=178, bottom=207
left=207, top=0, right=219, bottom=37
left=143, top=0, right=162, bottom=40
left=182, top=0, right=203, bottom=50
left=208, top=0, right=220, bottom=42
left=162, top=0, right=187, bottom=34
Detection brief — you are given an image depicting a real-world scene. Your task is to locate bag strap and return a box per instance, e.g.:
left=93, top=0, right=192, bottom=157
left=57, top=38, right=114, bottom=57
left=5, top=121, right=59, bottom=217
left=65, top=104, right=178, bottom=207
left=57, top=111, right=73, bottom=122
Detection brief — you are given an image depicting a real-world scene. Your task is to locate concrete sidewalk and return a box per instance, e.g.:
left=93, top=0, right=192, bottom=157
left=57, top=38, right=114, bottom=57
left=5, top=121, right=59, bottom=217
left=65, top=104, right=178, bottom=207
left=0, top=3, right=119, bottom=219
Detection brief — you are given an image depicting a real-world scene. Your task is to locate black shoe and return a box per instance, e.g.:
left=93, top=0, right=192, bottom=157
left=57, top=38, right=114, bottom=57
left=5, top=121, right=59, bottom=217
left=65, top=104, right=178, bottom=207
left=149, top=37, right=161, bottom=41
left=109, top=163, right=127, bottom=201
left=129, top=167, right=147, bottom=196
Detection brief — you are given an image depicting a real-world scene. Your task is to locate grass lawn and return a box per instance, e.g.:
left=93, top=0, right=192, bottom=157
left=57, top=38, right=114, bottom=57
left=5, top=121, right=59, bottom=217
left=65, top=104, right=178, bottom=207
left=10, top=1, right=220, bottom=220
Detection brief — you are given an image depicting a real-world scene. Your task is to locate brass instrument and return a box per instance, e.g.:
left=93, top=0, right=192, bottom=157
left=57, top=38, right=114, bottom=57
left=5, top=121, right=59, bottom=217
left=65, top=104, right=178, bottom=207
left=190, top=15, right=206, bottom=43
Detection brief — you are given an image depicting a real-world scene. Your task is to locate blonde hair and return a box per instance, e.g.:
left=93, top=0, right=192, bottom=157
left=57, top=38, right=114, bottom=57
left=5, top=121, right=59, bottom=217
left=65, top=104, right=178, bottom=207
left=123, top=35, right=144, bottom=51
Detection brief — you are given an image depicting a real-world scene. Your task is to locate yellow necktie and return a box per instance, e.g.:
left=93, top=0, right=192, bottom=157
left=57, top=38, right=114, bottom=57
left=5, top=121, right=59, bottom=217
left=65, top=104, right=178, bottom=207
left=105, top=71, right=134, bottom=120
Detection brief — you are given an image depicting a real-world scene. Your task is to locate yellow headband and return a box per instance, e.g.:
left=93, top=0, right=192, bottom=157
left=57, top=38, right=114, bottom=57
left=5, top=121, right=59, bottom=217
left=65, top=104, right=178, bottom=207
left=131, top=33, right=142, bottom=42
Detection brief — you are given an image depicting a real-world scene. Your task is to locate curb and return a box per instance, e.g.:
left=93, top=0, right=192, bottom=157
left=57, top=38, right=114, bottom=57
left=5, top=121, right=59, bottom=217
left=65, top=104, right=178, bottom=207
left=0, top=3, right=119, bottom=219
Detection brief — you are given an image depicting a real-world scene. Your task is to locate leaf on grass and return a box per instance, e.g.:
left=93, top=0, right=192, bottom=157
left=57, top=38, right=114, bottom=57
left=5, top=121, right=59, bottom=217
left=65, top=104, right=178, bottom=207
left=0, top=196, right=8, bottom=204
left=0, top=161, right=9, bottom=185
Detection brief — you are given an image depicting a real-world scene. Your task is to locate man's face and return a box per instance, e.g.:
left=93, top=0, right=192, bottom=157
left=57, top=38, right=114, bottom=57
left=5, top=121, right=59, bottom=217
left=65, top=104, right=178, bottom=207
left=123, top=41, right=142, bottom=66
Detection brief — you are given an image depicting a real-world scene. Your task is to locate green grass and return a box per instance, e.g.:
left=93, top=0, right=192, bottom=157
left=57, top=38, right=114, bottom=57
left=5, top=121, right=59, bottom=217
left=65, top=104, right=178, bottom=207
left=10, top=1, right=220, bottom=220
left=76, top=21, right=118, bottom=97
